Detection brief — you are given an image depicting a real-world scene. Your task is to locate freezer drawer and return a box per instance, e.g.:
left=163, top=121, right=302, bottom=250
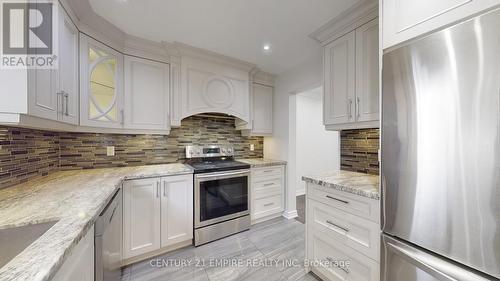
left=381, top=235, right=493, bottom=281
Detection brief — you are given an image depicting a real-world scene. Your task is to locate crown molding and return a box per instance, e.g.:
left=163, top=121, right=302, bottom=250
left=173, top=42, right=256, bottom=73
left=60, top=0, right=265, bottom=71
left=252, top=70, right=276, bottom=86
left=309, top=0, right=378, bottom=45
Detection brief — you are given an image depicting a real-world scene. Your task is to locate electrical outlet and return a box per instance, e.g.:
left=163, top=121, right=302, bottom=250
left=250, top=144, right=255, bottom=151
left=106, top=146, right=115, bottom=156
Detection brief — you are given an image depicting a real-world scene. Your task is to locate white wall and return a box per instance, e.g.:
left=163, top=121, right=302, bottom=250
left=263, top=50, right=323, bottom=218
left=295, top=89, right=339, bottom=195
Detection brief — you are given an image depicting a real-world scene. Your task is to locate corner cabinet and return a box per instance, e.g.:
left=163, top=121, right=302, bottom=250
left=27, top=6, right=78, bottom=125
left=124, top=56, right=170, bottom=131
left=122, top=174, right=193, bottom=261
left=80, top=34, right=124, bottom=128
left=383, top=0, right=500, bottom=49
left=323, top=19, right=379, bottom=131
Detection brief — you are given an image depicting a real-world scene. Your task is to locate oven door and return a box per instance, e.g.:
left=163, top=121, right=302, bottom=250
left=194, top=169, right=250, bottom=228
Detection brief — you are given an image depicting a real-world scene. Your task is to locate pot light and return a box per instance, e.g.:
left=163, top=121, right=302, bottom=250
left=263, top=43, right=272, bottom=54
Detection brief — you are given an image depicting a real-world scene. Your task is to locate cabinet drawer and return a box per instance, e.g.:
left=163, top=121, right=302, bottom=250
left=308, top=230, right=379, bottom=281
left=253, top=178, right=282, bottom=199
left=308, top=199, right=380, bottom=261
left=307, top=182, right=380, bottom=223
left=252, top=166, right=283, bottom=181
left=252, top=194, right=283, bottom=219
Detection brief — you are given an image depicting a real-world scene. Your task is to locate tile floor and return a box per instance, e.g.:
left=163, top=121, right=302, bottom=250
left=296, top=195, right=305, bottom=224
left=120, top=217, right=320, bottom=281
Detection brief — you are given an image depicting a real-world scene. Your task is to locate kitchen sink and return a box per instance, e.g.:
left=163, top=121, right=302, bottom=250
left=0, top=221, right=58, bottom=268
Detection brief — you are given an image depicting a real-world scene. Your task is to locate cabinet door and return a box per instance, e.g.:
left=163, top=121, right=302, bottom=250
left=323, top=31, right=356, bottom=126
left=52, top=225, right=94, bottom=281
left=251, top=83, right=273, bottom=135
left=383, top=0, right=500, bottom=49
left=80, top=34, right=124, bottom=128
left=58, top=8, right=79, bottom=125
left=124, top=56, right=170, bottom=130
left=27, top=68, right=58, bottom=121
left=160, top=174, right=193, bottom=247
left=123, top=178, right=161, bottom=259
left=355, top=19, right=380, bottom=123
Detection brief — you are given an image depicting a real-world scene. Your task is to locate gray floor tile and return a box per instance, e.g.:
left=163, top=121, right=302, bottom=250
left=296, top=195, right=305, bottom=224
left=121, top=217, right=314, bottom=281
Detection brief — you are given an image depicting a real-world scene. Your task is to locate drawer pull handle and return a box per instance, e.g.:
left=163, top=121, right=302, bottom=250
left=263, top=183, right=275, bottom=186
left=264, top=202, right=275, bottom=207
left=326, top=257, right=350, bottom=274
left=326, top=220, right=350, bottom=233
left=263, top=170, right=274, bottom=173
left=326, top=195, right=349, bottom=204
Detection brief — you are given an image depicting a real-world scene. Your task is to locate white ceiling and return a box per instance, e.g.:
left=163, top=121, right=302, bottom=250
left=88, top=0, right=359, bottom=74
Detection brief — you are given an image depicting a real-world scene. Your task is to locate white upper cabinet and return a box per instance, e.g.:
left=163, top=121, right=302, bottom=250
left=251, top=83, right=273, bottom=135
left=323, top=31, right=356, bottom=126
left=160, top=174, right=193, bottom=247
left=355, top=19, right=380, bottom=123
left=27, top=7, right=78, bottom=124
left=124, top=56, right=170, bottom=131
left=58, top=9, right=79, bottom=125
left=179, top=55, right=251, bottom=122
left=80, top=34, right=124, bottom=128
left=383, top=0, right=500, bottom=49
left=322, top=19, right=380, bottom=131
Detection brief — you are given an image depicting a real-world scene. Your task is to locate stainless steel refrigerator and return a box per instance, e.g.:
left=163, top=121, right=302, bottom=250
left=382, top=7, right=500, bottom=281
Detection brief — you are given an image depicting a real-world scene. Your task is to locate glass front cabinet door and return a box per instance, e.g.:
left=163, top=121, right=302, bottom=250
left=80, top=34, right=124, bottom=128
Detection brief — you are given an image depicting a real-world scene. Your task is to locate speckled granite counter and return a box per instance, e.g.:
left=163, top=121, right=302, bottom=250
left=302, top=170, right=379, bottom=200
left=237, top=158, right=287, bottom=168
left=0, top=164, right=193, bottom=281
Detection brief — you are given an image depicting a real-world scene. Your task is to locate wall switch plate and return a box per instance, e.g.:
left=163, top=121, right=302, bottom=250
left=107, top=146, right=115, bottom=156
left=250, top=144, right=255, bottom=151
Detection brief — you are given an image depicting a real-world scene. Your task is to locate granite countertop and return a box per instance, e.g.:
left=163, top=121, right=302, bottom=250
left=0, top=164, right=193, bottom=281
left=302, top=170, right=380, bottom=200
left=237, top=158, right=287, bottom=168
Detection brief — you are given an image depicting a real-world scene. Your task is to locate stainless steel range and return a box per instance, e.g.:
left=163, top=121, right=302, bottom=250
left=185, top=145, right=251, bottom=246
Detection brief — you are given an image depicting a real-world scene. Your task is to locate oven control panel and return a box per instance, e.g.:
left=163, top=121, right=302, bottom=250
left=185, top=145, right=235, bottom=158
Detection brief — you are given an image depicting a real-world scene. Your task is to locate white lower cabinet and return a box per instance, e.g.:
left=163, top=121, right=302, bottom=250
left=51, top=225, right=94, bottom=281
left=160, top=175, right=194, bottom=247
left=250, top=165, right=285, bottom=224
left=306, top=182, right=380, bottom=281
left=123, top=177, right=161, bottom=258
left=123, top=174, right=193, bottom=260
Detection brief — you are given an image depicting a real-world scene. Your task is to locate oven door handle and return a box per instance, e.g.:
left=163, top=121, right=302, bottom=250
left=195, top=170, right=250, bottom=179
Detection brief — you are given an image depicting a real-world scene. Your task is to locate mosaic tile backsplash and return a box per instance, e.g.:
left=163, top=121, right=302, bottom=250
left=340, top=128, right=380, bottom=175
left=0, top=115, right=263, bottom=189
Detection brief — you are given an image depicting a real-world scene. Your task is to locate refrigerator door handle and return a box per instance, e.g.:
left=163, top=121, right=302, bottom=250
left=384, top=236, right=492, bottom=281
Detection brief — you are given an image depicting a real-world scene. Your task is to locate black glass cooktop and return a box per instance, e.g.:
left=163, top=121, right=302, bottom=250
left=185, top=158, right=250, bottom=174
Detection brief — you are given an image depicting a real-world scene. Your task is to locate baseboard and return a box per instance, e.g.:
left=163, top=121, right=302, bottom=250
left=251, top=212, right=283, bottom=225
left=282, top=209, right=298, bottom=219
left=121, top=239, right=192, bottom=267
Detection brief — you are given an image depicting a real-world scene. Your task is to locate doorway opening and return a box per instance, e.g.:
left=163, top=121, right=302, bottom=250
left=291, top=86, right=340, bottom=223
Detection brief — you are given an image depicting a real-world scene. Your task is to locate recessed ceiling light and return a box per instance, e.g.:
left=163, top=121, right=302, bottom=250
left=263, top=44, right=272, bottom=53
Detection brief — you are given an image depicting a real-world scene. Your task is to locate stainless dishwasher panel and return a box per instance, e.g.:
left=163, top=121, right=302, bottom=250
left=95, top=188, right=122, bottom=281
